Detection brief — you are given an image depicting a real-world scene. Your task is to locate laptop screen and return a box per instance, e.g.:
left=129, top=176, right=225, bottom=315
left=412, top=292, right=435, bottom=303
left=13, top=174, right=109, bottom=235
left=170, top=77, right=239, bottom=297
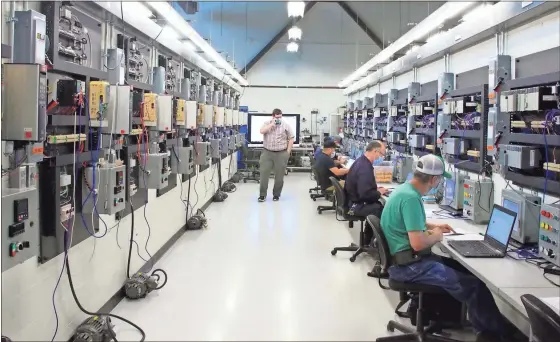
left=486, top=205, right=517, bottom=247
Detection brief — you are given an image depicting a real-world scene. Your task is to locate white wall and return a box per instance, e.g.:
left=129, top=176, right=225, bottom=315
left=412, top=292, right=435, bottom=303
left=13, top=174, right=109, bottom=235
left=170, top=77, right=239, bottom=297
left=1, top=157, right=238, bottom=341
left=242, top=2, right=380, bottom=136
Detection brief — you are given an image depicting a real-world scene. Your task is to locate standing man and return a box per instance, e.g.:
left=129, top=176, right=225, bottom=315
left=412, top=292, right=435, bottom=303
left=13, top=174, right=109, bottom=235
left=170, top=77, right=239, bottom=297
left=258, top=108, right=295, bottom=202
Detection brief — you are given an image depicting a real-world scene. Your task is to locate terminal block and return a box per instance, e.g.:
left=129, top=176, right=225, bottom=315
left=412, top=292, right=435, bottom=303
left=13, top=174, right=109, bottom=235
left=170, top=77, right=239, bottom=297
left=139, top=153, right=171, bottom=189
left=82, top=165, right=126, bottom=215
left=170, top=146, right=194, bottom=174
left=195, top=142, right=211, bottom=166
left=539, top=204, right=560, bottom=267
left=2, top=188, right=39, bottom=272
left=462, top=179, right=493, bottom=224
left=88, top=81, right=110, bottom=127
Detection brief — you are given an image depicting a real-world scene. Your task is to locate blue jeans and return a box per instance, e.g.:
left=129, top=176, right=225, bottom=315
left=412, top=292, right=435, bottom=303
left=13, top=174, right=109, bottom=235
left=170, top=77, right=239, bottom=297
left=388, top=256, right=508, bottom=336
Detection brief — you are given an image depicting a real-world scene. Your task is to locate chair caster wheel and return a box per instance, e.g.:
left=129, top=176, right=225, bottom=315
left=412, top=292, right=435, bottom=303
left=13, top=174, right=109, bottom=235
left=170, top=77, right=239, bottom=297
left=331, top=249, right=337, bottom=256
left=243, top=179, right=247, bottom=183
left=312, top=197, right=316, bottom=201
left=349, top=256, right=356, bottom=262
left=309, top=189, right=312, bottom=193
left=387, top=322, right=395, bottom=332
left=317, top=209, right=322, bottom=214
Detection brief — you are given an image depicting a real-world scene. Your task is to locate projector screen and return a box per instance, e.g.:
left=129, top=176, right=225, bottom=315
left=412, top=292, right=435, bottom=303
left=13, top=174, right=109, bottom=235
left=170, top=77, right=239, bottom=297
left=248, top=113, right=300, bottom=145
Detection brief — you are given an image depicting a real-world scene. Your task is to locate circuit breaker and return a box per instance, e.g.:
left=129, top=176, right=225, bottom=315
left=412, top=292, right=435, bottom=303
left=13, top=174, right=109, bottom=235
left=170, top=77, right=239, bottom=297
left=443, top=138, right=468, bottom=156
left=195, top=142, right=211, bottom=166
left=408, top=134, right=426, bottom=148
left=156, top=95, right=173, bottom=132
left=103, top=85, right=132, bottom=135
left=82, top=165, right=126, bottom=215
left=2, top=188, right=39, bottom=272
left=139, top=153, right=171, bottom=189
left=499, top=144, right=541, bottom=169
left=185, top=101, right=197, bottom=129
left=170, top=146, right=194, bottom=175
left=1, top=64, right=47, bottom=142
left=175, top=99, right=186, bottom=127
left=214, top=106, right=225, bottom=127
left=462, top=179, right=494, bottom=224
left=204, top=104, right=214, bottom=128
left=539, top=204, right=560, bottom=267
left=210, top=139, right=221, bottom=158
left=143, top=93, right=158, bottom=127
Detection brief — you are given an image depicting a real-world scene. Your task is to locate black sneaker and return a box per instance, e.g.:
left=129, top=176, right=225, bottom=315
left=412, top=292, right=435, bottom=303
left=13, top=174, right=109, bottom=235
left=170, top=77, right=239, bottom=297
left=273, top=196, right=280, bottom=201
left=258, top=196, right=265, bottom=202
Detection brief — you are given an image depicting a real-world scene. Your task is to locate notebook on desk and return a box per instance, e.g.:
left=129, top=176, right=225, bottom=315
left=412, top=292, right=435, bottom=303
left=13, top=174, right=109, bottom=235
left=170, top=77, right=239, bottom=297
left=447, top=204, right=517, bottom=258
left=344, top=158, right=355, bottom=169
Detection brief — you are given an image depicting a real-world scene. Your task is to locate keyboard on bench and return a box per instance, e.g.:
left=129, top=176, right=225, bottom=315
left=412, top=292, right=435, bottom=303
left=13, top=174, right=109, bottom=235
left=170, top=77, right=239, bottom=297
left=448, top=240, right=500, bottom=256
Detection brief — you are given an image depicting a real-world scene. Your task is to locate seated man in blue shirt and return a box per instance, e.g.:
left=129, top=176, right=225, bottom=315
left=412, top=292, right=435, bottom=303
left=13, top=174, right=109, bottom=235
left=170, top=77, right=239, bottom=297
left=381, top=155, right=515, bottom=342
left=314, top=137, right=346, bottom=166
left=344, top=140, right=388, bottom=243
left=314, top=140, right=349, bottom=191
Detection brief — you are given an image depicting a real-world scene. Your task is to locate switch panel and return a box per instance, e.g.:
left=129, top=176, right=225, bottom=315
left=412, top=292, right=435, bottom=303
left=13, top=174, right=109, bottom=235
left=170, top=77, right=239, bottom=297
left=170, top=146, right=194, bottom=174
left=82, top=165, right=127, bottom=215
left=462, top=179, right=494, bottom=224
left=2, top=188, right=39, bottom=272
left=539, top=203, right=560, bottom=267
left=210, top=139, right=221, bottom=158
left=139, top=153, right=171, bottom=189
left=195, top=142, right=211, bottom=166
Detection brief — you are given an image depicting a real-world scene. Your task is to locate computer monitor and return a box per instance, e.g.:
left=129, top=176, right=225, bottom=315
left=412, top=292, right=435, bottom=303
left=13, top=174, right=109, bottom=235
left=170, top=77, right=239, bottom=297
left=485, top=204, right=517, bottom=249
left=445, top=178, right=456, bottom=203
left=501, top=189, right=541, bottom=244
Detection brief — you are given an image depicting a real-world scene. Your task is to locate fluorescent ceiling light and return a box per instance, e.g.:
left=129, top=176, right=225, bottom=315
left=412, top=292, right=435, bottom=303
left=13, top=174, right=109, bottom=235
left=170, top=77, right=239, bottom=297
left=146, top=1, right=248, bottom=86
left=426, top=31, right=444, bottom=43
left=287, top=1, right=305, bottom=18
left=288, top=26, right=302, bottom=40
left=160, top=25, right=179, bottom=41
left=287, top=42, right=299, bottom=53
left=461, top=3, right=491, bottom=23
left=120, top=1, right=153, bottom=18
left=338, top=1, right=475, bottom=88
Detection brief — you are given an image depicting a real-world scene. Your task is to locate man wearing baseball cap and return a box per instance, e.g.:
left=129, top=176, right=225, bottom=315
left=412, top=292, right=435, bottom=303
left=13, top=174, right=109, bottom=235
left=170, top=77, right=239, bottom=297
left=381, top=155, right=513, bottom=341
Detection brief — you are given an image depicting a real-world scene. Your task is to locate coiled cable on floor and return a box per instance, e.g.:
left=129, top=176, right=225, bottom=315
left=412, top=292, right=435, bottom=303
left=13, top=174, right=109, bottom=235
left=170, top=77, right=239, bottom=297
left=151, top=268, right=168, bottom=290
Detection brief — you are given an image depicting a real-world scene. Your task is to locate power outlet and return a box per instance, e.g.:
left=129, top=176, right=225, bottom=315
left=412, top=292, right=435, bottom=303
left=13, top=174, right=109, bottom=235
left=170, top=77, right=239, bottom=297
left=60, top=203, right=74, bottom=222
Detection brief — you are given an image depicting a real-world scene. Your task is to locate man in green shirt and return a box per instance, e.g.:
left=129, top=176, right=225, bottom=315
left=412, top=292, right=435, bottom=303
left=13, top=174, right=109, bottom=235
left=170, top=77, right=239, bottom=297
left=381, top=155, right=513, bottom=342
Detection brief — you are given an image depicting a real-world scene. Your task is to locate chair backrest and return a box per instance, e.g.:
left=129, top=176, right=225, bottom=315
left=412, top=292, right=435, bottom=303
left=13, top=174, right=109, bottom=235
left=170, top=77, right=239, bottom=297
left=330, top=176, right=347, bottom=213
left=521, top=294, right=560, bottom=341
left=367, top=214, right=392, bottom=272
left=312, top=167, right=322, bottom=187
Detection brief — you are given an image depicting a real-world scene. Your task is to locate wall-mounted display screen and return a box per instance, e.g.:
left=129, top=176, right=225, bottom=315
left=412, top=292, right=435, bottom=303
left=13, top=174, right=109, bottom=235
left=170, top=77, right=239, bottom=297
left=247, top=113, right=300, bottom=146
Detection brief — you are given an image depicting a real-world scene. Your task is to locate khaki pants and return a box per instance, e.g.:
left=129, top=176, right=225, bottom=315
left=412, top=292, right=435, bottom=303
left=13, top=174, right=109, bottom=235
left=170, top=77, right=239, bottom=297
left=326, top=180, right=345, bottom=192
left=259, top=149, right=290, bottom=197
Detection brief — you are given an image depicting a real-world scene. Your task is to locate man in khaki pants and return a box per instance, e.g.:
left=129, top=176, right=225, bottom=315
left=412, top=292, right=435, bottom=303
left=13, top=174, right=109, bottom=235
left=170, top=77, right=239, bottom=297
left=258, top=108, right=295, bottom=202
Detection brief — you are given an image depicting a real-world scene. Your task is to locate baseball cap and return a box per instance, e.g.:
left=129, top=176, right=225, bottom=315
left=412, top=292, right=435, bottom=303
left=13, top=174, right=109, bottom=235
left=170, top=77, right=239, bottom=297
left=323, top=140, right=337, bottom=148
left=415, top=154, right=452, bottom=178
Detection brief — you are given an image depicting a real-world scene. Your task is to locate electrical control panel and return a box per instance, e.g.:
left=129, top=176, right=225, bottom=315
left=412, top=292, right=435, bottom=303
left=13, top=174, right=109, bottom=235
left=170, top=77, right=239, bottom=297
left=139, top=153, right=171, bottom=189
left=82, top=165, right=126, bottom=215
left=175, top=99, right=186, bottom=127
left=185, top=101, right=197, bottom=129
left=13, top=10, right=46, bottom=64
left=1, top=64, right=47, bottom=142
left=373, top=130, right=384, bottom=140
left=539, top=203, right=560, bottom=267
left=232, top=109, right=239, bottom=126
left=228, top=136, right=236, bottom=151
left=502, top=189, right=541, bottom=244
left=2, top=188, right=39, bottom=272
left=444, top=172, right=467, bottom=211
left=170, top=146, right=194, bottom=175
left=195, top=142, right=211, bottom=166
left=393, top=156, right=413, bottom=183
left=214, top=106, right=225, bottom=127
left=443, top=138, right=468, bottom=156
left=462, top=179, right=494, bottom=224
left=210, top=139, right=221, bottom=158
left=88, top=81, right=110, bottom=126
left=197, top=103, right=205, bottom=127
left=143, top=93, right=158, bottom=126
left=387, top=132, right=403, bottom=144
left=204, top=104, right=214, bottom=128
left=221, top=137, right=229, bottom=154
left=408, top=134, right=426, bottom=148
left=103, top=85, right=132, bottom=135
left=499, top=144, right=541, bottom=169
left=226, top=108, right=234, bottom=126
left=156, top=95, right=173, bottom=132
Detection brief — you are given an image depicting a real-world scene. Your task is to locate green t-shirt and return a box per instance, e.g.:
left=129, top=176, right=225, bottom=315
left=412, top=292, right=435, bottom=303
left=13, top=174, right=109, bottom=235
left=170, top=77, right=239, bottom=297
left=380, top=182, right=426, bottom=255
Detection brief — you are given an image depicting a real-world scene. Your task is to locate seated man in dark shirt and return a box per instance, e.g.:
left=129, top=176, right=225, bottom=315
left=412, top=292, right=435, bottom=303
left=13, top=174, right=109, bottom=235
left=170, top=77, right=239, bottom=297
left=314, top=140, right=349, bottom=191
left=344, top=140, right=388, bottom=243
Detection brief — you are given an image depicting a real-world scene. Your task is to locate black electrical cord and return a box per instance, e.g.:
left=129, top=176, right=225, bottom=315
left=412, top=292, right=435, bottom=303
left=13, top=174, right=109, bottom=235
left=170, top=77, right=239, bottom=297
left=142, top=204, right=154, bottom=271
left=151, top=269, right=168, bottom=290
left=64, top=231, right=146, bottom=342
left=126, top=199, right=135, bottom=278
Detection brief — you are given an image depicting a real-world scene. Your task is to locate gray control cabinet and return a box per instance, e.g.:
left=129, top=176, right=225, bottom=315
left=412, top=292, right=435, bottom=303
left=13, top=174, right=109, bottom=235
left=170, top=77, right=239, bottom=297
left=220, top=137, right=229, bottom=154
left=82, top=165, right=126, bottom=215
left=394, top=156, right=413, bottom=183
left=443, top=138, right=468, bottom=155
left=463, top=179, right=494, bottom=224
left=408, top=134, right=426, bottom=148
left=210, top=139, right=221, bottom=158
left=139, top=153, right=170, bottom=189
left=499, top=144, right=541, bottom=169
left=2, top=188, right=39, bottom=272
left=539, top=203, right=560, bottom=267
left=13, top=10, right=46, bottom=64
left=502, top=189, right=541, bottom=244
left=228, top=136, right=236, bottom=151
left=170, top=146, right=194, bottom=174
left=103, top=85, right=132, bottom=135
left=195, top=142, right=211, bottom=166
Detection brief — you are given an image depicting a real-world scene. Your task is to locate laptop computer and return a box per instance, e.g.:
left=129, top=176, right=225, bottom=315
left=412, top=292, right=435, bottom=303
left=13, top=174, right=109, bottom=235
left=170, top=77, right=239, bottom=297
left=447, top=204, right=517, bottom=258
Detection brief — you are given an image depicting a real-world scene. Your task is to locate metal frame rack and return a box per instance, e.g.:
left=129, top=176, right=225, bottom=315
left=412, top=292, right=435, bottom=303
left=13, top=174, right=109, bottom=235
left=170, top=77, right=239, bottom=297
left=409, top=93, right=439, bottom=157
left=497, top=71, right=560, bottom=195
left=440, top=84, right=490, bottom=175
left=387, top=96, right=409, bottom=154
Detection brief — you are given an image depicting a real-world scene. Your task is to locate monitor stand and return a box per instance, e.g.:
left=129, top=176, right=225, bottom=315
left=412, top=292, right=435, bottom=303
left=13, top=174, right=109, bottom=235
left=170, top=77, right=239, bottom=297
left=438, top=204, right=464, bottom=216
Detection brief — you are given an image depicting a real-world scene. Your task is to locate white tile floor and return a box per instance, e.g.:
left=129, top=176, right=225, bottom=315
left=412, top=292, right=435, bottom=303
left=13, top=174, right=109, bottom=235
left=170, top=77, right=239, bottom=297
left=109, top=173, right=410, bottom=340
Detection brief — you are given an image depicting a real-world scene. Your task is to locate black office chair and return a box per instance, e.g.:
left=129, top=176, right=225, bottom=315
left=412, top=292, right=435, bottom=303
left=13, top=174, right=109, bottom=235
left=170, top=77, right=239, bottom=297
left=521, top=294, right=560, bottom=342
left=329, top=177, right=372, bottom=262
left=308, top=152, right=321, bottom=194
left=367, top=215, right=462, bottom=342
left=310, top=168, right=325, bottom=201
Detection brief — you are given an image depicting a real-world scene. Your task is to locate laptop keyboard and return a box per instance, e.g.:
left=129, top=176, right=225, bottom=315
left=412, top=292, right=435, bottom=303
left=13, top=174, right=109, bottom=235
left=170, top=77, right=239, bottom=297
left=449, top=240, right=499, bottom=255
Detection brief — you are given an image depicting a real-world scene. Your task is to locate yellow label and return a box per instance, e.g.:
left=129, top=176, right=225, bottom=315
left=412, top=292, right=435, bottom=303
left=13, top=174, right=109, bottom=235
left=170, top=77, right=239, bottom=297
left=197, top=103, right=204, bottom=125
left=144, top=93, right=158, bottom=122
left=175, top=99, right=185, bottom=122
left=88, top=81, right=110, bottom=120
